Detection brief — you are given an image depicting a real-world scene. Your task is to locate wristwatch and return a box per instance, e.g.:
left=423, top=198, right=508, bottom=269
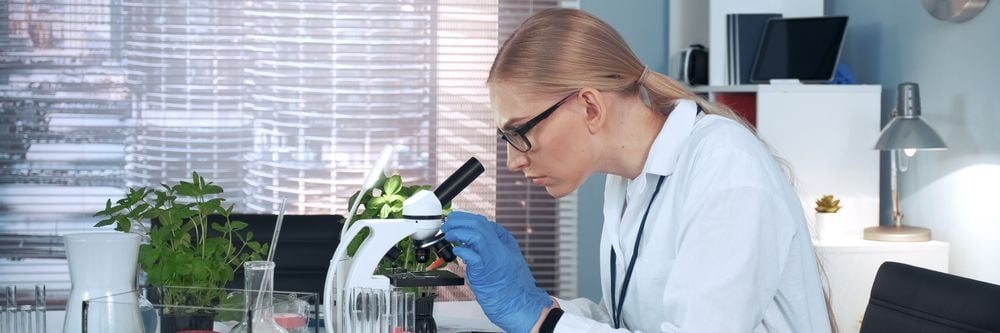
left=540, top=307, right=564, bottom=333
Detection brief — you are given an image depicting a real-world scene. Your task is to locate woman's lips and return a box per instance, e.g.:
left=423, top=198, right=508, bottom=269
left=528, top=176, right=546, bottom=185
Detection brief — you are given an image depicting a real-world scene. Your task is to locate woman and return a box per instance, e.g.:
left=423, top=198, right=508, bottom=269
left=442, top=8, right=832, bottom=333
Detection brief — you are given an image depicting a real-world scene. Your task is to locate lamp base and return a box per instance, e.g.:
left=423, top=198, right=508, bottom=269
left=863, top=225, right=931, bottom=242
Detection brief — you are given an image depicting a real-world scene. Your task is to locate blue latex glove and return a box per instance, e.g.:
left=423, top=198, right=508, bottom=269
left=443, top=211, right=552, bottom=333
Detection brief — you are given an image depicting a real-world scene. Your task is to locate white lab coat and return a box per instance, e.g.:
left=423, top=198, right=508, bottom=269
left=553, top=100, right=831, bottom=332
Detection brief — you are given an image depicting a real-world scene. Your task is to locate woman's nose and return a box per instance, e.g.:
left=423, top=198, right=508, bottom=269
left=506, top=144, right=528, bottom=171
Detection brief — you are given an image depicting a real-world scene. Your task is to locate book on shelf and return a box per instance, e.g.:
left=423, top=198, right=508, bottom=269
left=726, top=13, right=781, bottom=85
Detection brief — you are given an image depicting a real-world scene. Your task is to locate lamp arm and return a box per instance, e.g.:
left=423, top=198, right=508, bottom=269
left=890, top=149, right=904, bottom=227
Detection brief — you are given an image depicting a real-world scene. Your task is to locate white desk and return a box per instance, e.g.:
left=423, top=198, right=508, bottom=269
left=813, top=237, right=949, bottom=333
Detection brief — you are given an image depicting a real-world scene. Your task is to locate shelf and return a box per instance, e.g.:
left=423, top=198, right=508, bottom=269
left=688, top=84, right=759, bottom=93
left=689, top=84, right=881, bottom=94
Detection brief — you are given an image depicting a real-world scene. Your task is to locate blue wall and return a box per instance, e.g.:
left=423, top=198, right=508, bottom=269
left=576, top=0, right=670, bottom=302
left=827, top=1, right=1000, bottom=284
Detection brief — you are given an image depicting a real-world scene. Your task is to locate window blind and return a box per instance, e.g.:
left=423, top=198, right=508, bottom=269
left=0, top=0, right=578, bottom=302
left=495, top=0, right=579, bottom=298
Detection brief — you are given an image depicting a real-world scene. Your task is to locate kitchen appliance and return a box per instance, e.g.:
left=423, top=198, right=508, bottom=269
left=671, top=44, right=709, bottom=86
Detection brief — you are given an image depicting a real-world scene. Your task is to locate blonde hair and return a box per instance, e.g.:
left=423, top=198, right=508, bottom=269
left=487, top=8, right=755, bottom=134
left=489, top=8, right=838, bottom=332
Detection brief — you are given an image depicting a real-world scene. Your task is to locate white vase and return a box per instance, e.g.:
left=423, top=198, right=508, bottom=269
left=815, top=213, right=843, bottom=241
left=63, top=232, right=144, bottom=333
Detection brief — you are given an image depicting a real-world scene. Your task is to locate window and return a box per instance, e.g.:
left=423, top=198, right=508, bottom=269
left=0, top=0, right=577, bottom=302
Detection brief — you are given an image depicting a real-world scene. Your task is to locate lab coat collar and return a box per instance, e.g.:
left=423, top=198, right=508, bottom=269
left=641, top=99, right=698, bottom=178
left=603, top=99, right=699, bottom=259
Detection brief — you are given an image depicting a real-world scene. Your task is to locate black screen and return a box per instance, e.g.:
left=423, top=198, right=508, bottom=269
left=750, top=16, right=848, bottom=83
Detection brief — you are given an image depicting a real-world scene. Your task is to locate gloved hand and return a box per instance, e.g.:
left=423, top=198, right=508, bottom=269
left=443, top=211, right=552, bottom=333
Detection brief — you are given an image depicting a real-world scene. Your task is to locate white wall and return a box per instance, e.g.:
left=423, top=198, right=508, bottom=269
left=828, top=0, right=1000, bottom=284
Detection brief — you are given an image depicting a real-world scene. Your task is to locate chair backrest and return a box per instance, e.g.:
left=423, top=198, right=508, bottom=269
left=217, top=214, right=344, bottom=296
left=860, top=261, right=1000, bottom=333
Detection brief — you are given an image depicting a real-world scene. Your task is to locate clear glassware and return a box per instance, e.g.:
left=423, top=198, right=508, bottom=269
left=273, top=293, right=309, bottom=333
left=132, top=223, right=158, bottom=333
left=231, top=261, right=289, bottom=333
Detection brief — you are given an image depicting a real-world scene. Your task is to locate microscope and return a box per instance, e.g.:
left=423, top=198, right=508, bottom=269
left=323, top=157, right=485, bottom=332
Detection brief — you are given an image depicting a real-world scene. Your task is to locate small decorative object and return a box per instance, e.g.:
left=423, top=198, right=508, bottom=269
left=814, top=194, right=844, bottom=241
left=94, top=172, right=268, bottom=333
left=867, top=83, right=947, bottom=242
left=63, top=232, right=144, bottom=333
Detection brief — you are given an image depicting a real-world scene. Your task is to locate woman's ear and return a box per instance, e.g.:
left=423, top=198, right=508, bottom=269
left=579, top=88, right=607, bottom=134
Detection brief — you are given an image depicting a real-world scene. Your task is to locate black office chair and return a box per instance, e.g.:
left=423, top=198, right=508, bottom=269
left=212, top=214, right=344, bottom=296
left=860, top=261, right=1000, bottom=333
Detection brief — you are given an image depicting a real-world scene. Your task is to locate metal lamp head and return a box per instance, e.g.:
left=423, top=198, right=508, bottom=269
left=874, top=83, right=948, bottom=151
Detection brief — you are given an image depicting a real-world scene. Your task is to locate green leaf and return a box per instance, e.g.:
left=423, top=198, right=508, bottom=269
left=94, top=218, right=115, bottom=227
left=94, top=199, right=113, bottom=216
left=347, top=228, right=370, bottom=257
left=387, top=194, right=406, bottom=204
left=370, top=195, right=389, bottom=207
left=114, top=216, right=132, bottom=232
left=384, top=175, right=403, bottom=195
left=247, top=241, right=261, bottom=253
left=373, top=173, right=388, bottom=191
left=379, top=204, right=392, bottom=219
left=230, top=221, right=248, bottom=231
left=174, top=182, right=198, bottom=197
left=347, top=190, right=361, bottom=211
left=128, top=203, right=150, bottom=219
left=210, top=222, right=227, bottom=233
left=201, top=184, right=223, bottom=195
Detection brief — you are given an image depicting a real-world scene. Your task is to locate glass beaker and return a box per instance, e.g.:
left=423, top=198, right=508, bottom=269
left=231, top=261, right=289, bottom=333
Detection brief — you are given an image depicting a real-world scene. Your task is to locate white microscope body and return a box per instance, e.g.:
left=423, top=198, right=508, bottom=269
left=323, top=157, right=483, bottom=332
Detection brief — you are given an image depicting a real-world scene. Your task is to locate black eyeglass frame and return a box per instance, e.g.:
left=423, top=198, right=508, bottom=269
left=497, top=90, right=579, bottom=153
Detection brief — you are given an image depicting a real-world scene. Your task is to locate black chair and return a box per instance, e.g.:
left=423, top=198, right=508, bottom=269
left=860, top=261, right=1000, bottom=333
left=212, top=214, right=344, bottom=296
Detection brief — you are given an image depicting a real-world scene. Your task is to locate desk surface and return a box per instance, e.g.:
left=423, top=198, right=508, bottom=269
left=814, top=237, right=950, bottom=252
left=434, top=301, right=502, bottom=332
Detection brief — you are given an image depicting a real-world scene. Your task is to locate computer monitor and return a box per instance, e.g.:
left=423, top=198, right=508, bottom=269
left=750, top=16, right=849, bottom=83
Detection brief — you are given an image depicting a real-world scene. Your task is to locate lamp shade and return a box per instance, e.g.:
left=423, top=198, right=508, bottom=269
left=874, top=117, right=948, bottom=150
left=873, top=82, right=948, bottom=151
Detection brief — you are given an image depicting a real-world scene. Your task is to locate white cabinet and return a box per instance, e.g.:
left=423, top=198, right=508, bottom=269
left=814, top=238, right=950, bottom=333
left=694, top=84, right=883, bottom=238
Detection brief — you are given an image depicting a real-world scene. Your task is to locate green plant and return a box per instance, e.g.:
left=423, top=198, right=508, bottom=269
left=815, top=194, right=843, bottom=213
left=346, top=174, right=451, bottom=273
left=94, top=172, right=267, bottom=312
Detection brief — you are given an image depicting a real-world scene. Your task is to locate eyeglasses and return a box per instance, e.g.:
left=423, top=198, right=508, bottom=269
left=497, top=91, right=578, bottom=153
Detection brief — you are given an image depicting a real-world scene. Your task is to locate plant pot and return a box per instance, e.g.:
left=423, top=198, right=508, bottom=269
left=161, top=313, right=215, bottom=333
left=815, top=213, right=843, bottom=241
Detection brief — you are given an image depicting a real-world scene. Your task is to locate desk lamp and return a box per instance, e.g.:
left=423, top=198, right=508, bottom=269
left=866, top=82, right=947, bottom=241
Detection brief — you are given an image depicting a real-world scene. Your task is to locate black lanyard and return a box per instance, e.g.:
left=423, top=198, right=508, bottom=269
left=610, top=174, right=667, bottom=329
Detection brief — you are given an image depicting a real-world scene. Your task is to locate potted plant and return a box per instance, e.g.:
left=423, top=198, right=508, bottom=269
left=814, top=194, right=843, bottom=241
left=94, top=172, right=268, bottom=333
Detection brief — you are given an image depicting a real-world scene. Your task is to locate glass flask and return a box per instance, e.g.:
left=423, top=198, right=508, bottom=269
left=231, top=261, right=289, bottom=333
